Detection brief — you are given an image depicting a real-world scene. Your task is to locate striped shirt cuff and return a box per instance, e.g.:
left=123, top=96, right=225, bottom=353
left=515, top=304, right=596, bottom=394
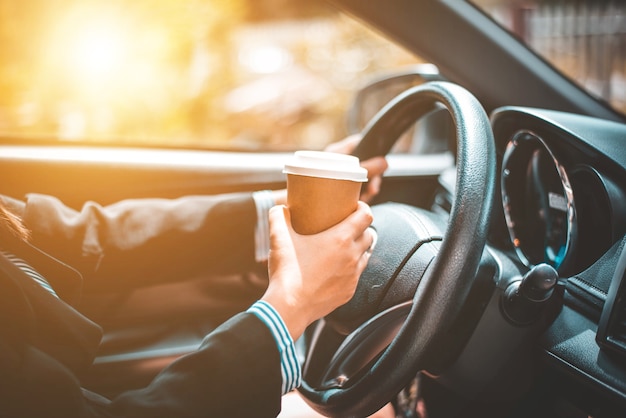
left=247, top=300, right=302, bottom=394
left=252, top=190, right=274, bottom=263
left=1, top=249, right=59, bottom=298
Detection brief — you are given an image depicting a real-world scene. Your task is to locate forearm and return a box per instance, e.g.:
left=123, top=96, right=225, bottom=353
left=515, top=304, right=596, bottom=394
left=109, top=313, right=282, bottom=417
left=18, top=193, right=258, bottom=289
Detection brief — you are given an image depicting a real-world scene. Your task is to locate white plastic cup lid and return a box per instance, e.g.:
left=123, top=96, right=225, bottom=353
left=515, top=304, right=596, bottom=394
left=283, top=151, right=368, bottom=182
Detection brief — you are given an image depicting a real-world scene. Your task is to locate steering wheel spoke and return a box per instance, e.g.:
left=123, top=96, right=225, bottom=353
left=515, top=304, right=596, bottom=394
left=321, top=301, right=412, bottom=389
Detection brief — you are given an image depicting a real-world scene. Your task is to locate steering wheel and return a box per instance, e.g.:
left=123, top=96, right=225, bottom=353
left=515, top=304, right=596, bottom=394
left=297, top=81, right=496, bottom=417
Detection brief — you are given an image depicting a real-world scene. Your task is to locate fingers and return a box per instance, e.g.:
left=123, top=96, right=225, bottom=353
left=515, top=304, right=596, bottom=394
left=361, top=175, right=382, bottom=202
left=329, top=202, right=376, bottom=273
left=324, top=134, right=362, bottom=154
left=361, top=155, right=388, bottom=202
left=362, top=155, right=389, bottom=180
left=357, top=226, right=376, bottom=256
left=274, top=198, right=374, bottom=259
left=268, top=205, right=287, bottom=231
left=332, top=201, right=373, bottom=240
left=365, top=227, right=377, bottom=255
left=356, top=227, right=376, bottom=272
left=323, top=135, right=388, bottom=203
left=323, top=134, right=388, bottom=178
left=325, top=135, right=388, bottom=180
left=268, top=205, right=292, bottom=248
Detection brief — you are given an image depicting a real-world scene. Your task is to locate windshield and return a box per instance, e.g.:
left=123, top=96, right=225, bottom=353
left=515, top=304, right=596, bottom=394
left=472, top=0, right=626, bottom=116
left=0, top=0, right=419, bottom=150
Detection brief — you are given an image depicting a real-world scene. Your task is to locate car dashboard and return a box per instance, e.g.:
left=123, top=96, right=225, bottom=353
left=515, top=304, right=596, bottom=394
left=488, top=106, right=626, bottom=414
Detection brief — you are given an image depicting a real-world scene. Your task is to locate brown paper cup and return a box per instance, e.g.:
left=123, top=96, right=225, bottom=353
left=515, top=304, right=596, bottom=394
left=284, top=151, right=367, bottom=235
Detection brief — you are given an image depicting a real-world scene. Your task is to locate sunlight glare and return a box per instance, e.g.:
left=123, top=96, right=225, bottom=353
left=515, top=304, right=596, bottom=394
left=71, top=24, right=127, bottom=82
left=239, top=45, right=292, bottom=74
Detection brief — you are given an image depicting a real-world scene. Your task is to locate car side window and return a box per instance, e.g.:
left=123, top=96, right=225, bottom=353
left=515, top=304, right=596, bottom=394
left=0, top=0, right=423, bottom=152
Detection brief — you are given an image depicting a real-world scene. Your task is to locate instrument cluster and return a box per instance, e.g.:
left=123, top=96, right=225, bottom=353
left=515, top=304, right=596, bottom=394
left=492, top=108, right=626, bottom=277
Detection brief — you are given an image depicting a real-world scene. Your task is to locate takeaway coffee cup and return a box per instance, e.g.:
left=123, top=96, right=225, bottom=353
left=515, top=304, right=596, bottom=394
left=283, top=151, right=368, bottom=235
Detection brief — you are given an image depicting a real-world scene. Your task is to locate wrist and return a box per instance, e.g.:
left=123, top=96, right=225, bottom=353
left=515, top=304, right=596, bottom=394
left=247, top=300, right=302, bottom=393
left=260, top=291, right=310, bottom=341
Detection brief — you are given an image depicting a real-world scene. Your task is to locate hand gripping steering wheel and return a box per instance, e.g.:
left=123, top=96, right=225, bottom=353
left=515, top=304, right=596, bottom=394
left=297, top=81, right=496, bottom=417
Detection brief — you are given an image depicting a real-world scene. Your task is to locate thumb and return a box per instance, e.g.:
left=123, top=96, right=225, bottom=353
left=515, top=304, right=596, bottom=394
left=269, top=205, right=293, bottom=245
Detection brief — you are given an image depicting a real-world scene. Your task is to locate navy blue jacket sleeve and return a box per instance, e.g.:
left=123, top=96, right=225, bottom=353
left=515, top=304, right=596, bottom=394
left=0, top=311, right=283, bottom=418
left=108, top=312, right=282, bottom=418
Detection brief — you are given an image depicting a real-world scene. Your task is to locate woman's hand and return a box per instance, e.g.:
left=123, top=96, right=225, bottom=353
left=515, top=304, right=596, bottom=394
left=261, top=201, right=374, bottom=341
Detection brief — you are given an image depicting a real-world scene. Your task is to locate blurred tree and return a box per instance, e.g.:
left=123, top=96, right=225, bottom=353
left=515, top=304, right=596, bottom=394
left=0, top=0, right=419, bottom=149
left=0, top=0, right=246, bottom=142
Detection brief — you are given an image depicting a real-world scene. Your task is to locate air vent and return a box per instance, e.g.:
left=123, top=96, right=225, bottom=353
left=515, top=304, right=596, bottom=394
left=597, top=239, right=626, bottom=355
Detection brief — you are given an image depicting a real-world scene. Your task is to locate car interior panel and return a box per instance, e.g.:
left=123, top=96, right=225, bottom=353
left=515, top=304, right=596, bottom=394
left=1, top=0, right=626, bottom=416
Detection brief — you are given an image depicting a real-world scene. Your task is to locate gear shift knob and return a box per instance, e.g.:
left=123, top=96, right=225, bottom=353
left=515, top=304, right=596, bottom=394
left=502, top=263, right=559, bottom=325
left=519, top=263, right=559, bottom=302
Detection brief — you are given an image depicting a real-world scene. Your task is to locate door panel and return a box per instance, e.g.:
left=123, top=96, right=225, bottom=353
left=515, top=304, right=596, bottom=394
left=0, top=146, right=288, bottom=208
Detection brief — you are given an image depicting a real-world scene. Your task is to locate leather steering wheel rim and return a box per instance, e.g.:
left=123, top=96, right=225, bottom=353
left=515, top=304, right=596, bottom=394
left=298, top=81, right=496, bottom=417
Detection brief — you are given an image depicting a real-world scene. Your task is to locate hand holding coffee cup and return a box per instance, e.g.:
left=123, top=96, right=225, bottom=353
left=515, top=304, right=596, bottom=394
left=283, top=151, right=368, bottom=235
